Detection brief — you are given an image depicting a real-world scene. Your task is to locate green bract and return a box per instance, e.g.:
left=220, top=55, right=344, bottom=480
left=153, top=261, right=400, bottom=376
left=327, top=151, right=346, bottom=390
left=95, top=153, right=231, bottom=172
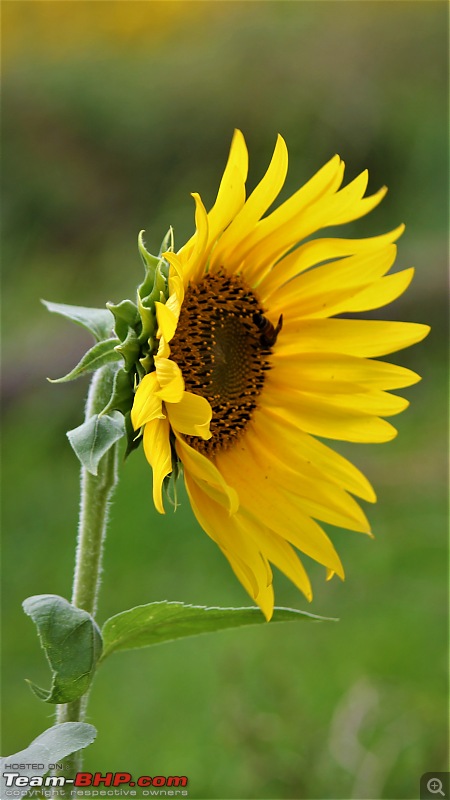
left=43, top=230, right=173, bottom=462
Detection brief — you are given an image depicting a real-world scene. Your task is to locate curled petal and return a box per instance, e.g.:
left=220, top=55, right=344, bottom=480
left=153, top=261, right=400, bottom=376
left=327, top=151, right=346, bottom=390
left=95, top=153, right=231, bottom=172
left=155, top=300, right=178, bottom=343
left=131, top=372, right=165, bottom=430
left=166, top=391, right=212, bottom=439
left=155, top=357, right=184, bottom=403
left=176, top=437, right=239, bottom=515
left=143, top=417, right=172, bottom=514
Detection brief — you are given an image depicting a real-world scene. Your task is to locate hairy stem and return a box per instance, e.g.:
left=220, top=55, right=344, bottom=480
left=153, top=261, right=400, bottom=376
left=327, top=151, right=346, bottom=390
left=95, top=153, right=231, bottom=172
left=71, top=370, right=119, bottom=615
left=55, top=367, right=120, bottom=788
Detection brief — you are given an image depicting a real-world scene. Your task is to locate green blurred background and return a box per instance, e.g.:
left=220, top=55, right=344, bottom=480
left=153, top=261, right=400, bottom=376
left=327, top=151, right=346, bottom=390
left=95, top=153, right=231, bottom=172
left=2, top=2, right=448, bottom=798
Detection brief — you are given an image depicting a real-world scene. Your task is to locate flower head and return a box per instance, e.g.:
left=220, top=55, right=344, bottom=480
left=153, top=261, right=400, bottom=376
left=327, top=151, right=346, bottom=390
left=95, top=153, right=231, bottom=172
left=131, top=131, right=429, bottom=620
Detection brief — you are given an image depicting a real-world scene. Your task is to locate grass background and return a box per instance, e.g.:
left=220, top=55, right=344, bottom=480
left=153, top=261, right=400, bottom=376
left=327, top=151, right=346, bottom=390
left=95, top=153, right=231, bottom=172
left=1, top=2, right=448, bottom=799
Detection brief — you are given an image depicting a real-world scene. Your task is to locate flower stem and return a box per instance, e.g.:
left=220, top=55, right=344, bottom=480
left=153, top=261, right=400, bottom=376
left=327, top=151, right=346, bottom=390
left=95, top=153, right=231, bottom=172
left=55, top=366, right=120, bottom=784
left=70, top=368, right=119, bottom=616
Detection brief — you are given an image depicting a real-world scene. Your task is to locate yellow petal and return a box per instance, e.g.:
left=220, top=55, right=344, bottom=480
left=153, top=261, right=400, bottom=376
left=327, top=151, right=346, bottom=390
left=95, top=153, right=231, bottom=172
left=189, top=476, right=239, bottom=515
left=212, top=129, right=249, bottom=209
left=155, top=300, right=178, bottom=342
left=277, top=268, right=414, bottom=321
left=269, top=351, right=422, bottom=392
left=254, top=406, right=376, bottom=502
left=156, top=336, right=170, bottom=359
left=333, top=185, right=388, bottom=226
left=298, top=169, right=372, bottom=232
left=254, top=581, right=275, bottom=622
left=219, top=544, right=260, bottom=604
left=221, top=544, right=275, bottom=621
left=205, top=129, right=248, bottom=249
left=244, top=427, right=371, bottom=534
left=210, top=134, right=288, bottom=273
left=131, top=372, right=165, bottom=430
left=164, top=253, right=185, bottom=304
left=325, top=268, right=415, bottom=316
left=166, top=391, right=212, bottom=439
left=180, top=192, right=210, bottom=285
left=207, top=166, right=247, bottom=253
left=242, top=517, right=313, bottom=602
left=239, top=155, right=345, bottom=283
left=165, top=291, right=182, bottom=322
left=155, top=357, right=184, bottom=403
left=176, top=436, right=239, bottom=514
left=248, top=177, right=387, bottom=281
left=177, top=131, right=248, bottom=285
left=250, top=154, right=344, bottom=243
left=262, top=385, right=398, bottom=442
left=266, top=372, right=409, bottom=416
left=216, top=449, right=345, bottom=578
left=278, top=319, right=430, bottom=357
left=258, top=225, right=405, bottom=301
left=143, top=417, right=172, bottom=514
left=269, top=244, right=397, bottom=316
left=176, top=192, right=209, bottom=289
left=185, top=473, right=274, bottom=618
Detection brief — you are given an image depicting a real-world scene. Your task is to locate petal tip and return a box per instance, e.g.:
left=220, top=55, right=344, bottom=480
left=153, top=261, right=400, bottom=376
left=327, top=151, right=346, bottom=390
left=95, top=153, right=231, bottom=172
left=419, top=324, right=431, bottom=341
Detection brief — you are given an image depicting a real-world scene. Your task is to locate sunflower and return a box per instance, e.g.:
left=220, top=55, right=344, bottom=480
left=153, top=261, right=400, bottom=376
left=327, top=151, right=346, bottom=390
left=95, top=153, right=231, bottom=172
left=131, top=130, right=429, bottom=620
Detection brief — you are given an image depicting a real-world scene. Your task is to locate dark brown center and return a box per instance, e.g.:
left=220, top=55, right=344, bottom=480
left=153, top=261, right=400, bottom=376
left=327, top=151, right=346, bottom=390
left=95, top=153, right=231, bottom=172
left=169, top=272, right=274, bottom=456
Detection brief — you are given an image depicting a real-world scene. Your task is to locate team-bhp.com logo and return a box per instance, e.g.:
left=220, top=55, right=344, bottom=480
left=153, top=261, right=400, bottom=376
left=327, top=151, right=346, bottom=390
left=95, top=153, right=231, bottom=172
left=2, top=771, right=189, bottom=796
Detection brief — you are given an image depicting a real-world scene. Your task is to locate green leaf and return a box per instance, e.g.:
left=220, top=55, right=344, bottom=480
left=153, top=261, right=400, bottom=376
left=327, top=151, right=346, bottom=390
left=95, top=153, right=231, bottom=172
left=0, top=723, right=96, bottom=798
left=49, top=338, right=122, bottom=383
left=100, top=601, right=335, bottom=660
left=42, top=300, right=114, bottom=341
left=23, top=595, right=103, bottom=704
left=67, top=411, right=125, bottom=475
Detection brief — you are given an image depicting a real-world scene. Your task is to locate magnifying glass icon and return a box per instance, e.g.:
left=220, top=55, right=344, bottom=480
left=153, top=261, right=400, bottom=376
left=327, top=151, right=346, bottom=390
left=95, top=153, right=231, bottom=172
left=427, top=778, right=445, bottom=797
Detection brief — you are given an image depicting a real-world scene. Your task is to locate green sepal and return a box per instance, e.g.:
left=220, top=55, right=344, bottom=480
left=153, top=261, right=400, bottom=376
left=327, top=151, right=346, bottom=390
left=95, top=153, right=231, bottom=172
left=67, top=411, right=125, bottom=475
left=100, top=602, right=336, bottom=660
left=137, top=293, right=157, bottom=344
left=138, top=237, right=162, bottom=300
left=23, top=595, right=103, bottom=704
left=139, top=267, right=167, bottom=317
left=42, top=300, right=114, bottom=342
left=139, top=351, right=154, bottom=375
left=114, top=328, right=141, bottom=372
left=138, top=229, right=172, bottom=303
left=106, top=299, right=140, bottom=342
left=138, top=229, right=160, bottom=271
left=158, top=226, right=174, bottom=257
left=48, top=338, right=122, bottom=383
